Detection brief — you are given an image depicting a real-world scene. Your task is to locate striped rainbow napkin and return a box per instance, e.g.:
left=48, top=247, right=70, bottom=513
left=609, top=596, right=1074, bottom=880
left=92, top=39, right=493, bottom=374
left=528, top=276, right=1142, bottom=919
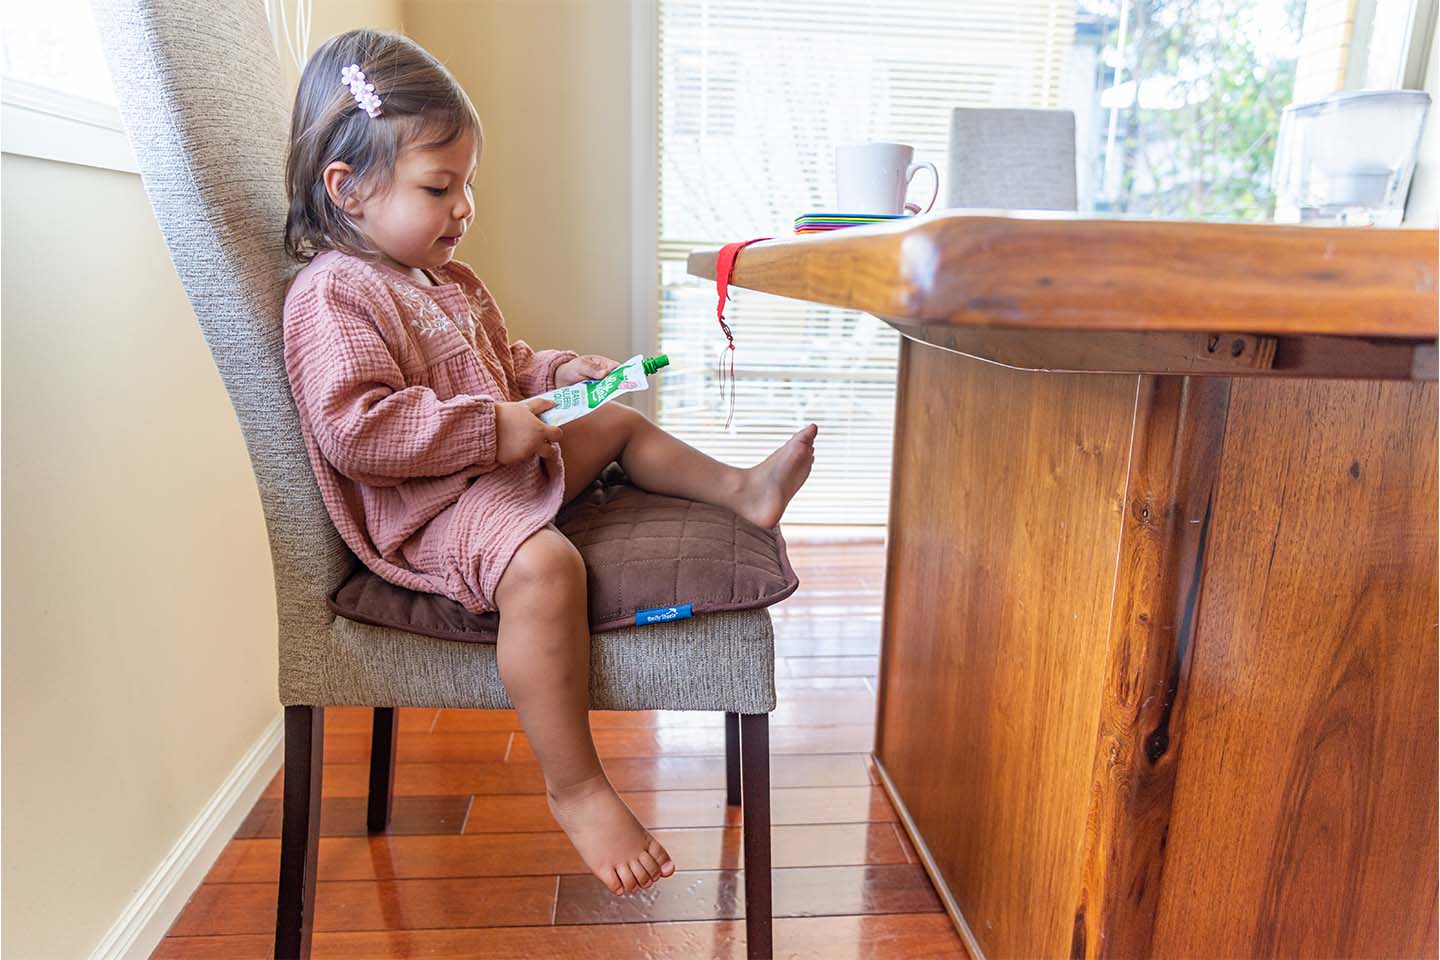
left=794, top=212, right=909, bottom=234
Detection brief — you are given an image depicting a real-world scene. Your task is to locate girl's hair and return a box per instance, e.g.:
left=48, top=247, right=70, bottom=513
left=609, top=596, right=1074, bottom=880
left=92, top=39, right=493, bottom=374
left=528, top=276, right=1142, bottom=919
left=283, top=30, right=483, bottom=263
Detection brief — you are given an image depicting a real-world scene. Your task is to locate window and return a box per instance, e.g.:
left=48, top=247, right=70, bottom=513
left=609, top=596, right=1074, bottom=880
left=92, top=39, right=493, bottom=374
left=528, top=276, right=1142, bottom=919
left=647, top=0, right=1427, bottom=525
left=1, top=0, right=314, bottom=172
left=1084, top=0, right=1431, bottom=220
left=1082, top=0, right=1307, bottom=219
left=654, top=0, right=1075, bottom=525
left=1, top=0, right=135, bottom=172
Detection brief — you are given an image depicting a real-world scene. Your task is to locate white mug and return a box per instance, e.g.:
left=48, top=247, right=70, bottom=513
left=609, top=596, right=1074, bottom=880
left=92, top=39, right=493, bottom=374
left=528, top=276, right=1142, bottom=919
left=835, top=142, right=939, bottom=215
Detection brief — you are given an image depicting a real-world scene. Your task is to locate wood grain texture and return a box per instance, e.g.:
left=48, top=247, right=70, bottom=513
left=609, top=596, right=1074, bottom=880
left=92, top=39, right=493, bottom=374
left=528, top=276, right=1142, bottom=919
left=1149, top=378, right=1439, bottom=958
left=688, top=216, right=1438, bottom=957
left=1072, top=376, right=1232, bottom=958
left=321, top=708, right=436, bottom=734
left=892, top=322, right=1440, bottom=382
left=261, top=753, right=875, bottom=799
left=320, top=725, right=874, bottom=764
left=555, top=864, right=939, bottom=925
left=506, top=723, right=876, bottom=761
left=170, top=866, right=941, bottom=937
left=874, top=339, right=1138, bottom=958
left=207, top=822, right=912, bottom=887
left=887, top=326, right=1272, bottom=379
left=175, top=876, right=560, bottom=936
left=236, top=797, right=473, bottom=839
left=889, top=322, right=1278, bottom=377
left=152, top=913, right=965, bottom=959
left=688, top=213, right=1438, bottom=339
left=1269, top=334, right=1440, bottom=380
left=469, top=786, right=895, bottom=833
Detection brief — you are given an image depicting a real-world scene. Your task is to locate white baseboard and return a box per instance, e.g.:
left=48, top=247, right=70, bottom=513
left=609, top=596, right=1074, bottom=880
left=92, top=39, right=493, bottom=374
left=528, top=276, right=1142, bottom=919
left=88, top=711, right=285, bottom=960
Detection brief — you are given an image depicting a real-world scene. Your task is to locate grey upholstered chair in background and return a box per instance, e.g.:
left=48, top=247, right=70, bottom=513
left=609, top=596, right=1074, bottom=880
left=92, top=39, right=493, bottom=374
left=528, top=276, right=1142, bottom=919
left=91, top=2, right=779, bottom=958
left=947, top=107, right=1079, bottom=212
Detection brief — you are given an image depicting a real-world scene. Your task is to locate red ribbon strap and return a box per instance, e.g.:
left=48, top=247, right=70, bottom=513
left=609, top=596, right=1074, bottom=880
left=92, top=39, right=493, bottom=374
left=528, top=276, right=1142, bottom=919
left=716, top=237, right=771, bottom=343
left=713, top=237, right=771, bottom=429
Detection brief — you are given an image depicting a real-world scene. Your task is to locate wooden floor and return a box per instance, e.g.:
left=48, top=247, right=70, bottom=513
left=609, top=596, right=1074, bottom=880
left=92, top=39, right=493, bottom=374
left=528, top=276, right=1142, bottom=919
left=154, top=539, right=969, bottom=958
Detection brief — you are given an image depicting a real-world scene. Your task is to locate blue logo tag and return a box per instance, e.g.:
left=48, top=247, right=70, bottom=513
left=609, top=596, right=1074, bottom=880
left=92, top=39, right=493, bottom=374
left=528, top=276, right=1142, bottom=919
left=635, top=604, right=693, bottom=625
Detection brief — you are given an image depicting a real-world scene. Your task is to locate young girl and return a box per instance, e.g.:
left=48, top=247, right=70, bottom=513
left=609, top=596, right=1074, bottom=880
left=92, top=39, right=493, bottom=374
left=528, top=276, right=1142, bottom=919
left=281, top=30, right=817, bottom=897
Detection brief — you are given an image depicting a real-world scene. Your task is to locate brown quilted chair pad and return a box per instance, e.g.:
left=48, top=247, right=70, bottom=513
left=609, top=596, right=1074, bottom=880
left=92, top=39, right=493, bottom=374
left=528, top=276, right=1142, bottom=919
left=327, top=464, right=799, bottom=644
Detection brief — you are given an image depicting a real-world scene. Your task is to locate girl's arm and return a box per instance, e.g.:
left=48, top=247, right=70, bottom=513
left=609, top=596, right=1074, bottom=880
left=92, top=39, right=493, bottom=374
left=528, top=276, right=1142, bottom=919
left=284, top=271, right=500, bottom=487
left=510, top=339, right=578, bottom=397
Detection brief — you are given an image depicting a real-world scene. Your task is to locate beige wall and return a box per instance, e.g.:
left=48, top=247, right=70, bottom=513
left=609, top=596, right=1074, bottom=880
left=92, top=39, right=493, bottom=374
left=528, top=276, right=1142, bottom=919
left=0, top=4, right=407, bottom=957
left=1, top=155, right=282, bottom=958
left=402, top=0, right=638, bottom=360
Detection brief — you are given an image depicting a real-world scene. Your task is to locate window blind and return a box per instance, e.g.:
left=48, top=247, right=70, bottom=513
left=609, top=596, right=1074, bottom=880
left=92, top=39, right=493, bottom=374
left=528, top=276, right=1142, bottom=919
left=654, top=0, right=1075, bottom=524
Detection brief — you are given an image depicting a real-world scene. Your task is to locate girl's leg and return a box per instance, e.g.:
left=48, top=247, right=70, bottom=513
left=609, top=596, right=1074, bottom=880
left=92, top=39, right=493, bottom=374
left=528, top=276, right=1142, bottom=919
left=494, top=526, right=676, bottom=895
left=557, top=402, right=817, bottom=527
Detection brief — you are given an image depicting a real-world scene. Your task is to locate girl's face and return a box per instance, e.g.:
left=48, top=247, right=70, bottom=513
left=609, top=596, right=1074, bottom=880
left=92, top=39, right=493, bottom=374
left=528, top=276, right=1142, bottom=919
left=324, top=127, right=479, bottom=279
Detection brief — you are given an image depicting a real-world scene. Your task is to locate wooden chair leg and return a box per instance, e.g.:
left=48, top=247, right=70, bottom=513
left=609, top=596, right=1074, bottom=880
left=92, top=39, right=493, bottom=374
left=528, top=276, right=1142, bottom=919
left=367, top=707, right=398, bottom=833
left=740, top=712, right=773, bottom=959
left=725, top=711, right=742, bottom=807
left=275, top=705, right=324, bottom=960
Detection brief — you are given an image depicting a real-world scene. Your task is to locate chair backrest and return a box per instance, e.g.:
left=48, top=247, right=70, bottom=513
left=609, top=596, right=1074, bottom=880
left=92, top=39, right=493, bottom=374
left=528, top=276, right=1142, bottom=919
left=92, top=0, right=350, bottom=701
left=947, top=108, right=1078, bottom=212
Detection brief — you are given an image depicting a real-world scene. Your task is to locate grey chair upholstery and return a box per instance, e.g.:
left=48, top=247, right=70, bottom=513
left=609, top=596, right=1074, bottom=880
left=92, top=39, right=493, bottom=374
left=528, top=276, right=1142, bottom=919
left=90, top=2, right=777, bottom=958
left=947, top=107, right=1078, bottom=212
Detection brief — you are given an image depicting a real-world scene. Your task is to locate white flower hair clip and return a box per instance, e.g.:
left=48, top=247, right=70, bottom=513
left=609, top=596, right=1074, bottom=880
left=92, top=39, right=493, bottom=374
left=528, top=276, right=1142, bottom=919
left=340, top=63, right=382, bottom=118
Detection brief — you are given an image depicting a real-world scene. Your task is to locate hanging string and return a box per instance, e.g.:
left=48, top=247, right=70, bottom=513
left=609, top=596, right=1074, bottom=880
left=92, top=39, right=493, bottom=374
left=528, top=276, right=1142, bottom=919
left=715, top=315, right=736, bottom=429
left=713, top=238, right=771, bottom=431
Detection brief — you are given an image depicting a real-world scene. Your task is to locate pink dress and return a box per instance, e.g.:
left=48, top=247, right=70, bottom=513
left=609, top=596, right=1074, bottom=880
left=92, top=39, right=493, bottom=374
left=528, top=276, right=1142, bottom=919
left=282, top=249, right=578, bottom=614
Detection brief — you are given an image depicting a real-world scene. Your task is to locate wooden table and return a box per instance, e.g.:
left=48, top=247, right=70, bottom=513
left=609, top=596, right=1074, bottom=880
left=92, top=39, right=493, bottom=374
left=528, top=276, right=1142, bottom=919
left=690, top=212, right=1439, bottom=959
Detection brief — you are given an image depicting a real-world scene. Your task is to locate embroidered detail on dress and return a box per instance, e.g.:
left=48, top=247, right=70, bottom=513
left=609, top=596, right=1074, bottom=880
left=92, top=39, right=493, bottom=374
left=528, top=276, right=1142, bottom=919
left=383, top=277, right=456, bottom=339
left=411, top=313, right=454, bottom=337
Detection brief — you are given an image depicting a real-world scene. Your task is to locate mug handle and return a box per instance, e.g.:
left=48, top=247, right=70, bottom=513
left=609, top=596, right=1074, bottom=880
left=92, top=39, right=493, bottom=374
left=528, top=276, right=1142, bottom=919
left=903, top=160, right=940, bottom=215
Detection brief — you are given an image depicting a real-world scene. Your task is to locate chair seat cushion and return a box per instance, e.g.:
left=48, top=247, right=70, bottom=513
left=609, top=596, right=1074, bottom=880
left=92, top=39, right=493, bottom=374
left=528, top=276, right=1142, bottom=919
left=327, top=464, right=799, bottom=644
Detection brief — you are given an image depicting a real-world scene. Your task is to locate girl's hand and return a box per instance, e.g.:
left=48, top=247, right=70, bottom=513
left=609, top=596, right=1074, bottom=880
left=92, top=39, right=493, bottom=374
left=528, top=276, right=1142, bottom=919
left=495, top=398, right=564, bottom=464
left=555, top=354, right=623, bottom=388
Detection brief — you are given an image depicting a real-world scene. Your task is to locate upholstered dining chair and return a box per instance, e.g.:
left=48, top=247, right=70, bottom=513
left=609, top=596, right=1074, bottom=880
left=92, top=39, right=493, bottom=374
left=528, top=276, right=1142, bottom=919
left=91, top=2, right=781, bottom=958
left=946, top=107, right=1079, bottom=212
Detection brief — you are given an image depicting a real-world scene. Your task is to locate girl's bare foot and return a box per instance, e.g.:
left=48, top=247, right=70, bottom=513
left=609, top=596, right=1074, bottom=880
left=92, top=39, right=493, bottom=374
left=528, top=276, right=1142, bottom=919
left=546, top=772, right=677, bottom=895
left=735, top=423, right=818, bottom=528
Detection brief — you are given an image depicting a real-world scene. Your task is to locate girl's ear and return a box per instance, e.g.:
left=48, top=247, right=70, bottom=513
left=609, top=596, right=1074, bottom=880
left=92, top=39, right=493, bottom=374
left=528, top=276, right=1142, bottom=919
left=322, top=161, right=362, bottom=217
